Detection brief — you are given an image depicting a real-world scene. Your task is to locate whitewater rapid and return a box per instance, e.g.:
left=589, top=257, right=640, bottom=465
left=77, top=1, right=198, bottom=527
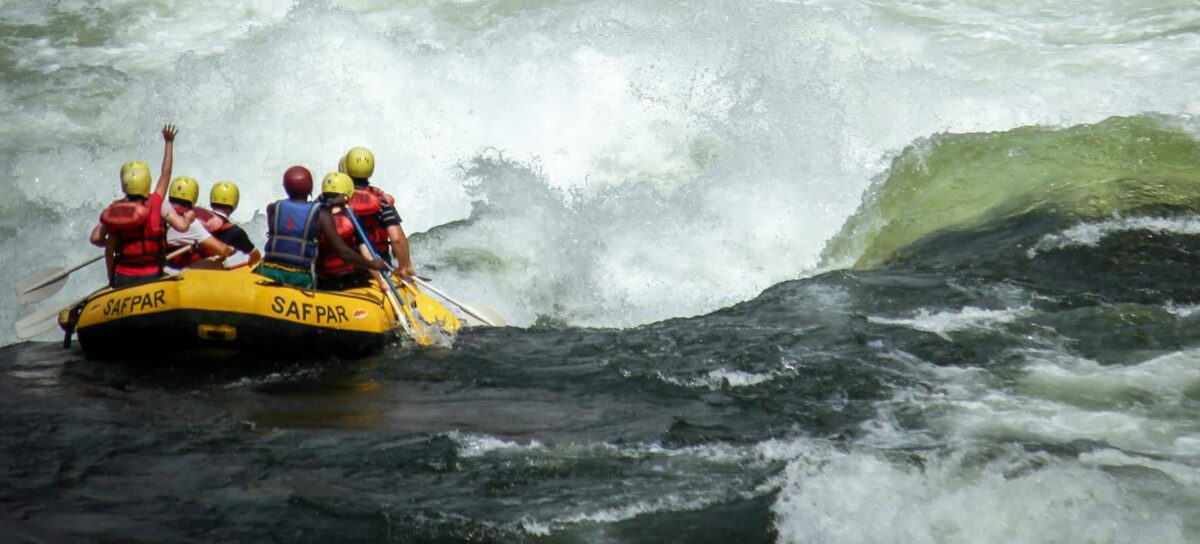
left=4, top=0, right=1199, bottom=342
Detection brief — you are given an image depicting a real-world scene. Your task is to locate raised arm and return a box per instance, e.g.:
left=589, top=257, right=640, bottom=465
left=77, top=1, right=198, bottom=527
left=153, top=124, right=178, bottom=197
left=164, top=209, right=193, bottom=232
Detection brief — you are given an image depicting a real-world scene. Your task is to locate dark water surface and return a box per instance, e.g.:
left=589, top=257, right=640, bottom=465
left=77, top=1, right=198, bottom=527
left=5, top=209, right=1200, bottom=542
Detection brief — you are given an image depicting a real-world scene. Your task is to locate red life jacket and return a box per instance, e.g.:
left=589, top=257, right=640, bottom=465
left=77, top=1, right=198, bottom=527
left=316, top=208, right=361, bottom=277
left=100, top=194, right=165, bottom=276
left=350, top=186, right=394, bottom=257
left=194, top=207, right=234, bottom=235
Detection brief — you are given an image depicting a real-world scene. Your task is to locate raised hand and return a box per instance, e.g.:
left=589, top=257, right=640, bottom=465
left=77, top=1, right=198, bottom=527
left=162, top=124, right=178, bottom=142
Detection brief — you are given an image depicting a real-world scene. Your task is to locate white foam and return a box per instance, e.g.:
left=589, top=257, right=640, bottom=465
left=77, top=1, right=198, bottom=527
left=533, top=493, right=713, bottom=529
left=772, top=344, right=1200, bottom=541
left=1081, top=448, right=1200, bottom=487
left=1028, top=215, right=1200, bottom=257
left=867, top=306, right=1031, bottom=341
left=445, top=431, right=546, bottom=458
left=653, top=361, right=797, bottom=391
left=771, top=443, right=1190, bottom=544
left=449, top=432, right=775, bottom=535
left=1165, top=302, right=1200, bottom=318
left=1019, top=348, right=1200, bottom=408
left=867, top=347, right=1200, bottom=457
left=449, top=430, right=763, bottom=467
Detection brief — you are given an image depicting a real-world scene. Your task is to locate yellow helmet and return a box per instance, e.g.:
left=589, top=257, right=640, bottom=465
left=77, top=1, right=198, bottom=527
left=210, top=181, right=240, bottom=209
left=337, top=155, right=347, bottom=174
left=168, top=176, right=200, bottom=205
left=120, top=160, right=150, bottom=178
left=344, top=146, right=375, bottom=179
left=322, top=172, right=354, bottom=197
left=120, top=164, right=152, bottom=197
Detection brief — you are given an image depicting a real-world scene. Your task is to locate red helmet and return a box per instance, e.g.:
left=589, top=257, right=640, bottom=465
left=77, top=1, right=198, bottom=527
left=282, top=166, right=313, bottom=197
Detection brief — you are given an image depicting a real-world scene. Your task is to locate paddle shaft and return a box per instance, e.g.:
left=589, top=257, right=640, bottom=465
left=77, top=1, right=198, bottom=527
left=410, top=278, right=498, bottom=326
left=370, top=268, right=414, bottom=336
left=163, top=245, right=194, bottom=263
left=338, top=206, right=499, bottom=328
left=343, top=209, right=414, bottom=335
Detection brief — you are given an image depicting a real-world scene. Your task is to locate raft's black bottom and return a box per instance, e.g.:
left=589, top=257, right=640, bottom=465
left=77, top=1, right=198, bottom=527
left=77, top=310, right=391, bottom=360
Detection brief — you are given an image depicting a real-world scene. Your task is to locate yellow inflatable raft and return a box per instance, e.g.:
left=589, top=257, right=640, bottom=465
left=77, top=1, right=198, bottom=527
left=58, top=267, right=461, bottom=358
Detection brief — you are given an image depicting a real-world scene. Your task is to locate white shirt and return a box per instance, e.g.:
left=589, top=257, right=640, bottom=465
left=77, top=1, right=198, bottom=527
left=162, top=199, right=212, bottom=245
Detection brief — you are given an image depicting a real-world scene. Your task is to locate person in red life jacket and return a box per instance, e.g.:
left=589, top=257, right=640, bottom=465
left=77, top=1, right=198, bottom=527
left=163, top=176, right=234, bottom=270
left=315, top=172, right=388, bottom=290
left=90, top=125, right=195, bottom=288
left=197, top=181, right=261, bottom=266
left=343, top=146, right=416, bottom=281
left=254, top=166, right=383, bottom=289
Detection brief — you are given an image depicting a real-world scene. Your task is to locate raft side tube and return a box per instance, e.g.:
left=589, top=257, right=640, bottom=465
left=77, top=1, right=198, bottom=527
left=70, top=268, right=401, bottom=358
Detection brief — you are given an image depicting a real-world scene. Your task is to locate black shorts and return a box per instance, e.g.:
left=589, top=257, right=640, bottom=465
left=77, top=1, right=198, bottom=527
left=111, top=273, right=164, bottom=289
left=316, top=271, right=373, bottom=291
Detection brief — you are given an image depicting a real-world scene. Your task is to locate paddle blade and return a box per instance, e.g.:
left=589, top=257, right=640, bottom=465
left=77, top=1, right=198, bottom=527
left=15, top=316, right=58, bottom=339
left=16, top=266, right=65, bottom=297
left=409, top=277, right=507, bottom=327
left=15, top=305, right=66, bottom=339
left=18, top=272, right=68, bottom=304
left=468, top=302, right=507, bottom=327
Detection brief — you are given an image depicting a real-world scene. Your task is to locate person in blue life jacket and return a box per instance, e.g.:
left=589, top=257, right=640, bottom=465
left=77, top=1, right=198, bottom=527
left=253, top=165, right=385, bottom=289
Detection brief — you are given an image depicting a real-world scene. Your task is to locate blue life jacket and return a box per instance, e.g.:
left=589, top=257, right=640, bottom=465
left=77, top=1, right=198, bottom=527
left=264, top=199, right=321, bottom=269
